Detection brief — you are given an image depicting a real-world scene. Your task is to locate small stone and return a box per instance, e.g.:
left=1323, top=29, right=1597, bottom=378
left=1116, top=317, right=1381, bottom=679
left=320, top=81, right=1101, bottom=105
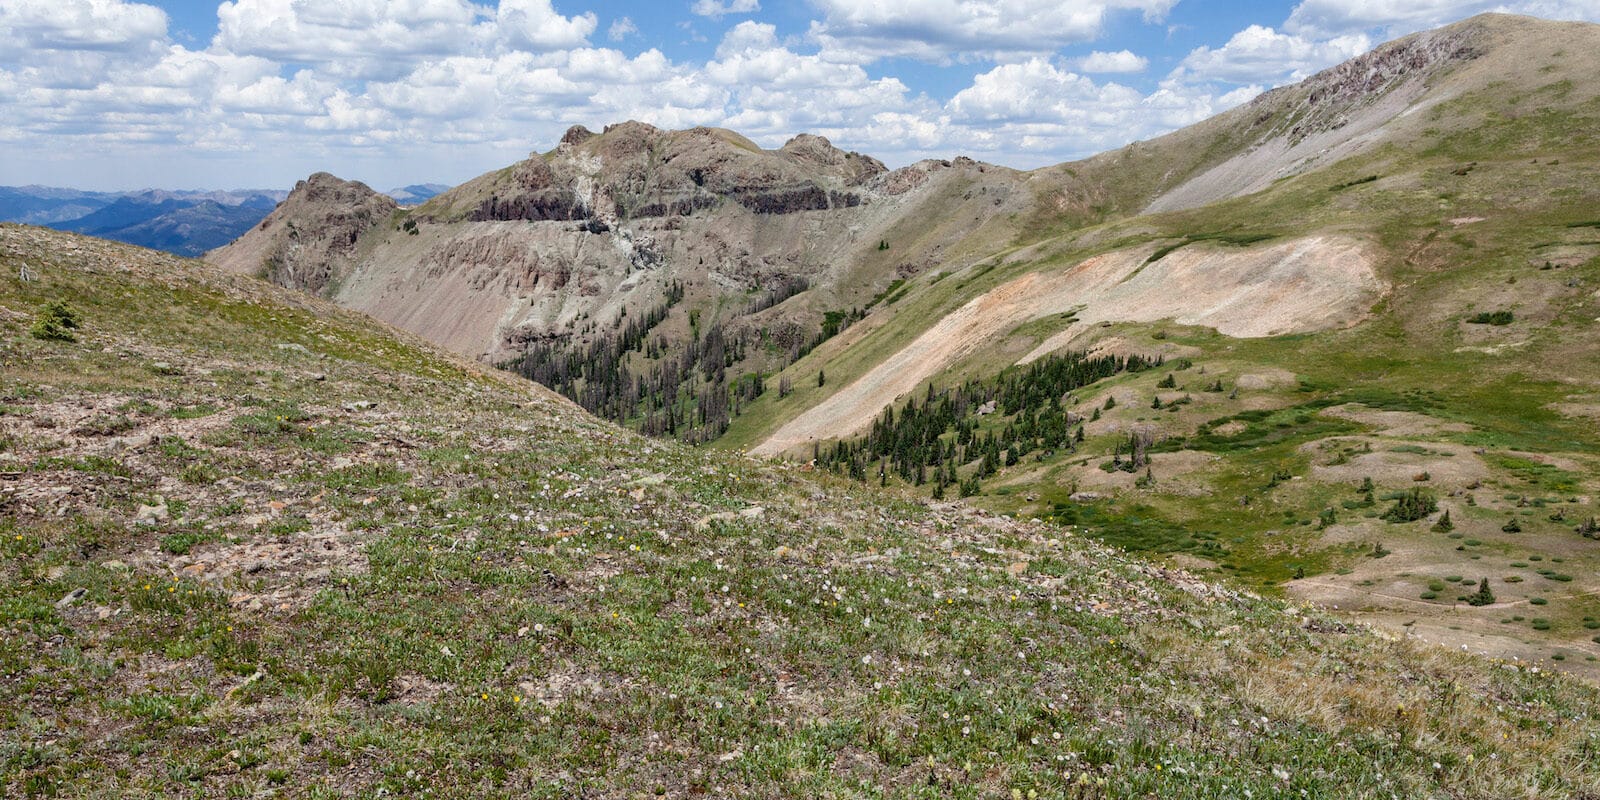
left=309, top=373, right=326, bottom=382
left=134, top=499, right=169, bottom=525
left=55, top=588, right=86, bottom=608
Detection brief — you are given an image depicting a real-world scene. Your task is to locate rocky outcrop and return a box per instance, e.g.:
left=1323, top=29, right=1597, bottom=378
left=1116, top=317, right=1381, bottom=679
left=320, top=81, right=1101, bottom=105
left=1275, top=23, right=1485, bottom=145
left=209, top=120, right=1028, bottom=361
left=209, top=173, right=396, bottom=295
left=432, top=122, right=888, bottom=228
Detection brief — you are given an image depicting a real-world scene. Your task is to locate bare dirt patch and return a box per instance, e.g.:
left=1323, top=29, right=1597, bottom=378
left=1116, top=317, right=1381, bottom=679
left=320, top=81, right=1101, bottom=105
left=1320, top=404, right=1473, bottom=437
left=1304, top=438, right=1489, bottom=488
left=755, top=236, right=1384, bottom=454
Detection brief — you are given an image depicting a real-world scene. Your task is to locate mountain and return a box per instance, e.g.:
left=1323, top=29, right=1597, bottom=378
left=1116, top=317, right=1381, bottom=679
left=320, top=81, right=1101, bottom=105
left=0, top=186, right=289, bottom=257
left=211, top=122, right=1024, bottom=366
left=386, top=183, right=450, bottom=204
left=7, top=222, right=1600, bottom=796
left=0, top=185, right=121, bottom=226
left=207, top=13, right=1600, bottom=675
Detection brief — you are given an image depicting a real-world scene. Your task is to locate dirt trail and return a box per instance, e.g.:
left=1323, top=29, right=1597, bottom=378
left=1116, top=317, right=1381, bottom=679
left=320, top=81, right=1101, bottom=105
left=753, top=235, right=1382, bottom=456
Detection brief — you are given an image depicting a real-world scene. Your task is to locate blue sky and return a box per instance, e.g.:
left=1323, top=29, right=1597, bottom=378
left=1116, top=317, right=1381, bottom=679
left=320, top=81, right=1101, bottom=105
left=2, top=0, right=1596, bottom=191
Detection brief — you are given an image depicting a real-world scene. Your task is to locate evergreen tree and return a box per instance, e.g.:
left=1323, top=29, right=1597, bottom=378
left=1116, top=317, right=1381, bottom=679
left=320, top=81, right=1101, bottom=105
left=1467, top=578, right=1495, bottom=607
left=1431, top=510, right=1454, bottom=532
left=1381, top=488, right=1438, bottom=523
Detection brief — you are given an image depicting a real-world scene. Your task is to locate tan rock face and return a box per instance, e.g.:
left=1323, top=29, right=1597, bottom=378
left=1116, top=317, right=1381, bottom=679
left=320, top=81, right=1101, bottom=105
left=209, top=122, right=1026, bottom=363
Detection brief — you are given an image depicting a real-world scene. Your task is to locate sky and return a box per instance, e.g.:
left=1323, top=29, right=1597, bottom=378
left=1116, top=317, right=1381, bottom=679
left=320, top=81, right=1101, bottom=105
left=2, top=0, right=1597, bottom=191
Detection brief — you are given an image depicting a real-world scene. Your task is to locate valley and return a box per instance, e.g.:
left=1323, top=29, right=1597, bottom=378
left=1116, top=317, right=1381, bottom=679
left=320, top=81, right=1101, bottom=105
left=7, top=8, right=1600, bottom=798
left=202, top=13, right=1600, bottom=678
left=6, top=222, right=1600, bottom=797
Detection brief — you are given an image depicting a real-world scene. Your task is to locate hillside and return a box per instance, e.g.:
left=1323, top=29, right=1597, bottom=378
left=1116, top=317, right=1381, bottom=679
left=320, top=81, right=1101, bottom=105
left=201, top=14, right=1600, bottom=678
left=8, top=223, right=1600, bottom=796
left=720, top=13, right=1600, bottom=676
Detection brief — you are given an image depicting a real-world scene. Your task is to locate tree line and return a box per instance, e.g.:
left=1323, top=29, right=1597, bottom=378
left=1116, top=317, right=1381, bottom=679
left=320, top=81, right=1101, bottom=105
left=816, top=351, right=1162, bottom=497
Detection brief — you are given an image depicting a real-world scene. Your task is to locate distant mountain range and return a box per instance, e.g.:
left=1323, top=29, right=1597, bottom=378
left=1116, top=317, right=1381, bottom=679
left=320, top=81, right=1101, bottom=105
left=0, top=183, right=451, bottom=256
left=386, top=183, right=450, bottom=205
left=0, top=186, right=287, bottom=257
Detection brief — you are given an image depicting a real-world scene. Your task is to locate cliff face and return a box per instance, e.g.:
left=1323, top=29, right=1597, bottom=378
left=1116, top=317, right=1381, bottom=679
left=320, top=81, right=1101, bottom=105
left=210, top=122, right=1025, bottom=361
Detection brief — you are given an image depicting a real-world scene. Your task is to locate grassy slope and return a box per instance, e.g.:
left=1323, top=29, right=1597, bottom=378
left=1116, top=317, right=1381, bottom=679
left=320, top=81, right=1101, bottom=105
left=717, top=16, right=1600, bottom=672
left=5, top=225, right=1600, bottom=797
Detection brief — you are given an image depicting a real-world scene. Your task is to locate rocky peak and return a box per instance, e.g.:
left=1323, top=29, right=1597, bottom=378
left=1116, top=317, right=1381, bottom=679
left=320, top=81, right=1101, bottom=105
left=560, top=125, right=596, bottom=147
left=291, top=172, right=393, bottom=209
left=209, top=172, right=397, bottom=295
left=780, top=133, right=888, bottom=185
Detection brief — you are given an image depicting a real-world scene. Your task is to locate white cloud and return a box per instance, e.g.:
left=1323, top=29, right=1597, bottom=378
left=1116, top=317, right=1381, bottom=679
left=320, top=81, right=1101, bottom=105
left=1171, top=24, right=1370, bottom=85
left=608, top=16, right=638, bottom=41
left=211, top=0, right=594, bottom=79
left=494, top=0, right=598, bottom=51
left=691, top=0, right=760, bottom=18
left=807, top=0, right=1178, bottom=63
left=930, top=57, right=1253, bottom=165
left=0, top=0, right=167, bottom=51
left=0, top=0, right=1359, bottom=188
left=1286, top=0, right=1600, bottom=37
left=704, top=23, right=920, bottom=139
left=1075, top=49, right=1148, bottom=73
